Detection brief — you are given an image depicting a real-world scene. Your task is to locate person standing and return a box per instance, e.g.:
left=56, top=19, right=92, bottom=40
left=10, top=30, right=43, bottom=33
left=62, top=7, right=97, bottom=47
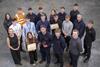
left=83, top=20, right=96, bottom=63
left=38, top=26, right=52, bottom=67
left=70, top=3, right=80, bottom=24
left=58, top=7, right=67, bottom=23
left=69, top=29, right=83, bottom=67
left=36, top=13, right=50, bottom=33
left=62, top=15, right=73, bottom=50
left=3, top=13, right=12, bottom=33
left=26, top=7, right=37, bottom=25
left=74, top=14, right=85, bottom=39
left=53, top=29, right=67, bottom=67
left=7, top=28, right=21, bottom=65
left=26, top=32, right=38, bottom=66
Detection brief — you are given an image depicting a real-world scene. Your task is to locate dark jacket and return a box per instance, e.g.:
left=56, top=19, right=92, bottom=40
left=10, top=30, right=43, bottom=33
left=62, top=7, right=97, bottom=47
left=38, top=32, right=52, bottom=48
left=26, top=13, right=37, bottom=25
left=69, top=37, right=83, bottom=55
left=36, top=20, right=51, bottom=33
left=49, top=15, right=55, bottom=24
left=58, top=12, right=67, bottom=22
left=36, top=12, right=47, bottom=23
left=74, top=20, right=85, bottom=38
left=70, top=10, right=80, bottom=23
left=84, top=27, right=96, bottom=43
left=3, top=19, right=12, bottom=31
left=53, top=35, right=67, bottom=54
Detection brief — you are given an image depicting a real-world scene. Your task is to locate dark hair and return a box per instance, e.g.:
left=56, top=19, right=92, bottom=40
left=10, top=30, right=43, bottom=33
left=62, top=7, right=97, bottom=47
left=17, top=8, right=23, bottom=10
left=88, top=20, right=94, bottom=24
left=27, top=32, right=36, bottom=44
left=4, top=13, right=12, bottom=20
left=28, top=7, right=32, bottom=11
left=60, top=6, right=65, bottom=9
left=38, top=7, right=43, bottom=10
left=74, top=3, right=79, bottom=6
left=72, top=29, right=79, bottom=35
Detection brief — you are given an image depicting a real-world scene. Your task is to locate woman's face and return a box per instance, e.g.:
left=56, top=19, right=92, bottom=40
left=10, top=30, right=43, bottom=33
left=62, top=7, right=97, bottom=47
left=28, top=33, right=33, bottom=39
left=51, top=10, right=55, bottom=15
left=6, top=14, right=10, bottom=20
left=8, top=29, right=14, bottom=35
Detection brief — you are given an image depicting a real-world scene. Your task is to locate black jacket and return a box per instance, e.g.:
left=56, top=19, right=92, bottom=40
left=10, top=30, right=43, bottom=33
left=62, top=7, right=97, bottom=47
left=53, top=36, right=67, bottom=54
left=84, top=27, right=96, bottom=43
left=74, top=20, right=85, bottom=38
left=58, top=12, right=67, bottom=22
left=70, top=10, right=80, bottom=23
left=26, top=13, right=37, bottom=25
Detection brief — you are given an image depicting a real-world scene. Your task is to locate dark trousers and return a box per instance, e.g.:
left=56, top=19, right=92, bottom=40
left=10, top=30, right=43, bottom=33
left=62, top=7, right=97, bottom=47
left=65, top=36, right=71, bottom=48
left=40, top=47, right=51, bottom=64
left=29, top=50, right=37, bottom=64
left=69, top=52, right=79, bottom=67
left=84, top=42, right=92, bottom=60
left=54, top=53, right=64, bottom=67
left=10, top=49, right=21, bottom=64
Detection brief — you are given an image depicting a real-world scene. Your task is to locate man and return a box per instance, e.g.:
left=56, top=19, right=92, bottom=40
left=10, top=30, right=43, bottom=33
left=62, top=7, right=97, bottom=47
left=62, top=15, right=73, bottom=49
left=69, top=29, right=83, bottom=67
left=83, top=20, right=96, bottom=63
left=70, top=3, right=80, bottom=23
left=53, top=29, right=66, bottom=67
left=74, top=14, right=85, bottom=39
left=22, top=17, right=37, bottom=50
left=26, top=7, right=37, bottom=25
left=36, top=13, right=50, bottom=33
left=38, top=25, right=52, bottom=67
left=58, top=7, right=67, bottom=23
left=36, top=7, right=47, bottom=22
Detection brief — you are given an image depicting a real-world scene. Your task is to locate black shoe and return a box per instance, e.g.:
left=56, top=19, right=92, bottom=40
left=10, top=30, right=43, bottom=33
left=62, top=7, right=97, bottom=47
left=39, top=60, right=45, bottom=64
left=45, top=64, right=50, bottom=67
left=83, top=59, right=89, bottom=63
left=54, top=61, right=59, bottom=64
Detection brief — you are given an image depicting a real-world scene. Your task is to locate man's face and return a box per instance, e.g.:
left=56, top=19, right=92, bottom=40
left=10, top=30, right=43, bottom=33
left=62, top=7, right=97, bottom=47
left=29, top=10, right=33, bottom=14
left=40, top=27, right=46, bottom=34
left=77, top=15, right=82, bottom=22
left=73, top=6, right=79, bottom=11
left=61, top=8, right=65, bottom=13
left=72, top=31, right=78, bottom=39
left=39, top=9, right=43, bottom=13
left=55, top=32, right=61, bottom=38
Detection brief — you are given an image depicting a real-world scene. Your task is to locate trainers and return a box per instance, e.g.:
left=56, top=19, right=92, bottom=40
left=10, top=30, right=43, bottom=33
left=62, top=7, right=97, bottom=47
left=32, top=63, right=36, bottom=66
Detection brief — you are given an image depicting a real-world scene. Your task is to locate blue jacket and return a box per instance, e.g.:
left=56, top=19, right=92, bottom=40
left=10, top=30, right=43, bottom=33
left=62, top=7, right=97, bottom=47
left=53, top=36, right=67, bottom=54
left=74, top=20, right=85, bottom=38
left=36, top=20, right=51, bottom=33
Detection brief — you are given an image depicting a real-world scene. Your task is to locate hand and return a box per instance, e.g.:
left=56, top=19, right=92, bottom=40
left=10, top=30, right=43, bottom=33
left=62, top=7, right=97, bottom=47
left=43, top=45, right=48, bottom=48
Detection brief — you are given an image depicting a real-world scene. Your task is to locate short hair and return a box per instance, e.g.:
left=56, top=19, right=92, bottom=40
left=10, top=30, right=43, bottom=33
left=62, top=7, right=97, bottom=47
left=74, top=3, right=79, bottom=6
left=38, top=7, right=43, bottom=10
left=72, top=29, right=79, bottom=35
left=65, top=15, right=71, bottom=19
left=60, top=6, right=65, bottom=9
left=54, top=28, right=61, bottom=33
left=88, top=20, right=94, bottom=24
left=17, top=8, right=23, bottom=10
left=28, top=7, right=32, bottom=11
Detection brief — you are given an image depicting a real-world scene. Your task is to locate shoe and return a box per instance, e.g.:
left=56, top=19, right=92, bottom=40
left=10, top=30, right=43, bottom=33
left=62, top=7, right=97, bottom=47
left=39, top=60, right=44, bottom=64
left=32, top=63, right=36, bottom=66
left=45, top=64, right=50, bottom=67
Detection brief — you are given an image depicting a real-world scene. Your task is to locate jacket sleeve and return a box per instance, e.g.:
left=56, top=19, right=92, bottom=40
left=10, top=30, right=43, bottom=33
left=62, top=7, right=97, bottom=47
left=79, top=23, right=85, bottom=38
left=91, top=29, right=96, bottom=42
left=77, top=39, right=83, bottom=53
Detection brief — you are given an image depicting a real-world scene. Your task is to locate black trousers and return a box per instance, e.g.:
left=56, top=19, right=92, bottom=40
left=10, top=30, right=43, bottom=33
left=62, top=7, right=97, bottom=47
left=54, top=53, right=64, bottom=67
left=29, top=50, right=37, bottom=64
left=10, top=49, right=21, bottom=64
left=65, top=36, right=71, bottom=48
left=69, top=52, right=79, bottom=67
left=40, top=47, right=51, bottom=64
left=84, top=41, right=92, bottom=60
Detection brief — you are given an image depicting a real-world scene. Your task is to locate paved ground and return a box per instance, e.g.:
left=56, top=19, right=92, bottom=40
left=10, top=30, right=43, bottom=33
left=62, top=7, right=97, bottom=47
left=0, top=0, right=100, bottom=67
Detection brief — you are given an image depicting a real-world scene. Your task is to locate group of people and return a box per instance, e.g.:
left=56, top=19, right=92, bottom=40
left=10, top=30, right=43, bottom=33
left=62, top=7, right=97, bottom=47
left=3, top=3, right=96, bottom=67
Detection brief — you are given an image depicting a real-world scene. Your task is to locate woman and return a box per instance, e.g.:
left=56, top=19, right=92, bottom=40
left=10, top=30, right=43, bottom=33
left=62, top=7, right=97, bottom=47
left=3, top=13, right=12, bottom=33
left=26, top=32, right=38, bottom=66
left=49, top=9, right=57, bottom=24
left=7, top=28, right=21, bottom=65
